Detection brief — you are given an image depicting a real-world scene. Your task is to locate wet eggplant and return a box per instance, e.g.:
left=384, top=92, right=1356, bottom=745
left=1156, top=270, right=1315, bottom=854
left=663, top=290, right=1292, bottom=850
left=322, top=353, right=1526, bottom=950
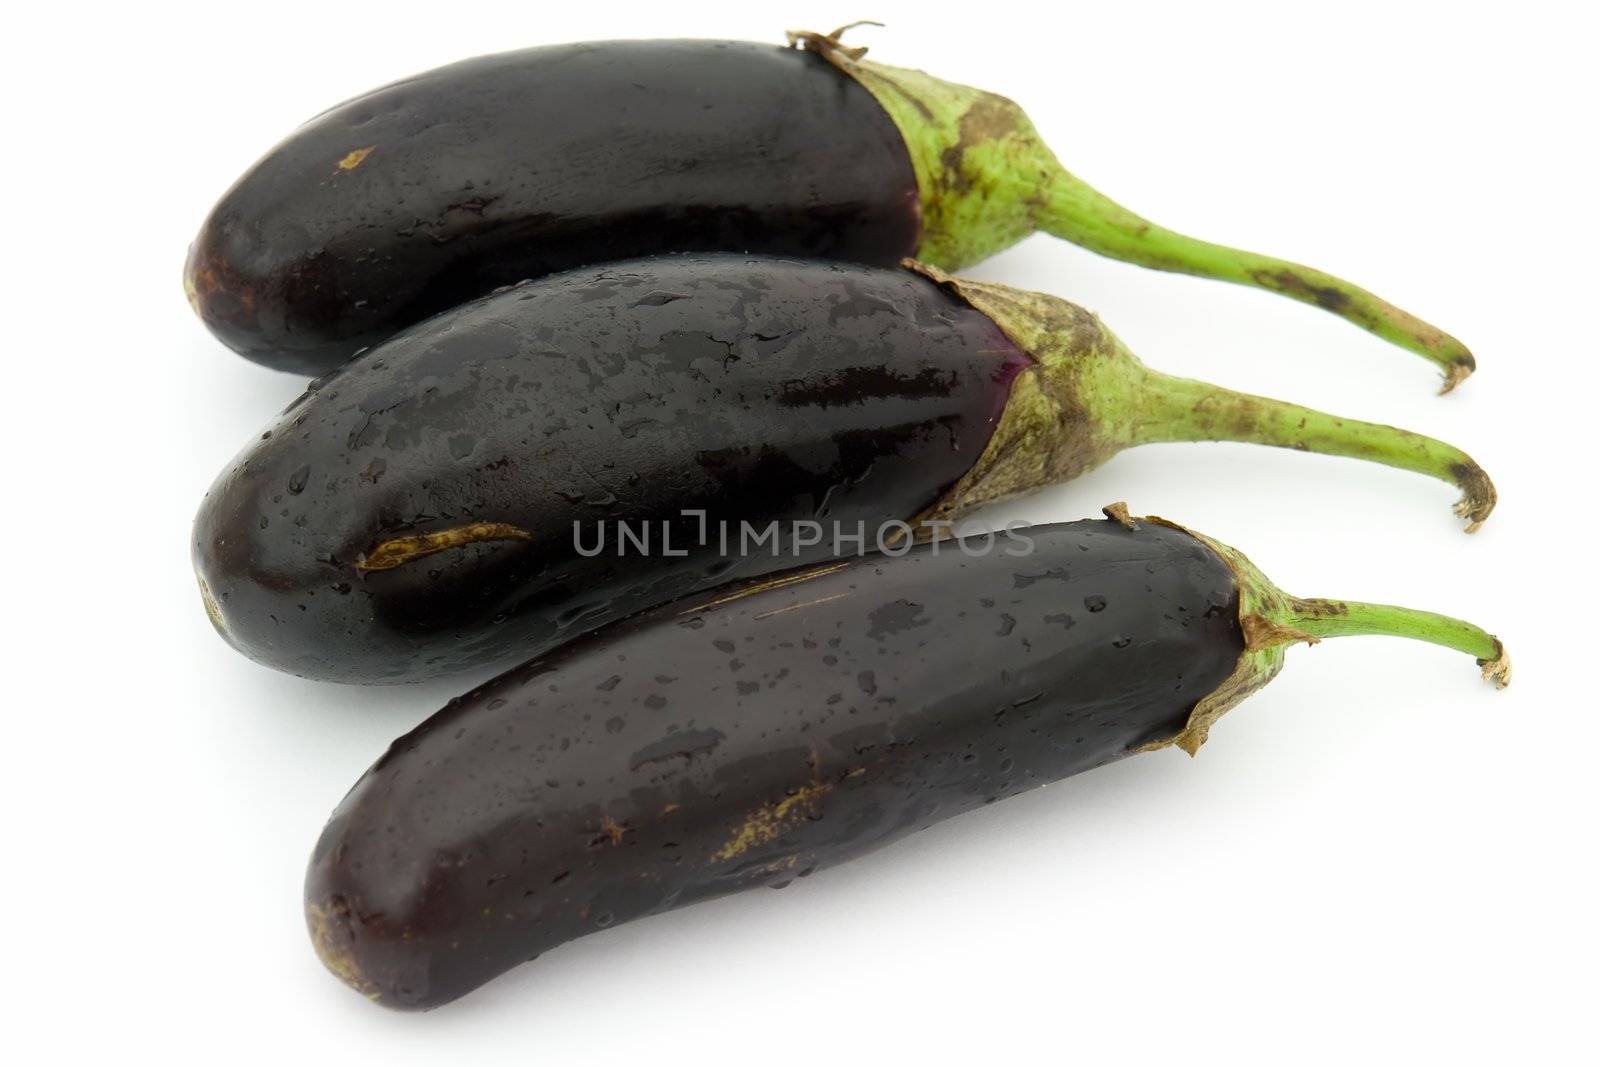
left=305, top=507, right=1509, bottom=1010
left=186, top=29, right=1472, bottom=385
left=193, top=255, right=1494, bottom=684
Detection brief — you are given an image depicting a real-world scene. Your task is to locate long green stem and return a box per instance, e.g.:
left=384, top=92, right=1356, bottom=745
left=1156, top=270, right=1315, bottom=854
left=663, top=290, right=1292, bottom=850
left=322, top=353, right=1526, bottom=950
left=808, top=41, right=1473, bottom=391
left=901, top=268, right=1497, bottom=533
left=1288, top=598, right=1506, bottom=676
left=1038, top=168, right=1475, bottom=392
left=1120, top=364, right=1495, bottom=530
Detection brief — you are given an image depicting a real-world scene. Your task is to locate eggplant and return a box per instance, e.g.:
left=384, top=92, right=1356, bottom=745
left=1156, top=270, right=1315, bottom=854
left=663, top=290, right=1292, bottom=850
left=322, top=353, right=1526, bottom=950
left=185, top=28, right=1472, bottom=386
left=193, top=255, right=1494, bottom=684
left=305, top=507, right=1509, bottom=1010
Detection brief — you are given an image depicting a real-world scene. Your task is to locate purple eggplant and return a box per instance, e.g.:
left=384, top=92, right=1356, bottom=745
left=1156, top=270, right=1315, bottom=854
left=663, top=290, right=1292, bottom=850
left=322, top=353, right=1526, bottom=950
left=192, top=255, right=1494, bottom=684
left=305, top=508, right=1509, bottom=1010
left=185, top=30, right=1472, bottom=386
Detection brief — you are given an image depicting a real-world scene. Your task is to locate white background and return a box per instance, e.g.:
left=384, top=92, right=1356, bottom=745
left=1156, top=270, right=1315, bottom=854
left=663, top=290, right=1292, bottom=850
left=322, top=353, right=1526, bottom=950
left=5, top=1, right=1595, bottom=1063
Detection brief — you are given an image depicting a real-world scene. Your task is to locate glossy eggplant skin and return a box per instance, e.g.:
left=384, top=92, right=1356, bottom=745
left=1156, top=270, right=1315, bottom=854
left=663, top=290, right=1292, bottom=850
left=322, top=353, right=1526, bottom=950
left=186, top=41, right=920, bottom=374
left=194, top=255, right=1030, bottom=683
left=306, top=519, right=1243, bottom=1009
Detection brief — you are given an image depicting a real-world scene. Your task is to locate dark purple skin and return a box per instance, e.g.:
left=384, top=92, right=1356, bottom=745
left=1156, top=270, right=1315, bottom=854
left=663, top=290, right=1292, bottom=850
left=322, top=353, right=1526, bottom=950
left=306, top=518, right=1244, bottom=1010
left=185, top=41, right=920, bottom=374
left=193, top=255, right=1030, bottom=683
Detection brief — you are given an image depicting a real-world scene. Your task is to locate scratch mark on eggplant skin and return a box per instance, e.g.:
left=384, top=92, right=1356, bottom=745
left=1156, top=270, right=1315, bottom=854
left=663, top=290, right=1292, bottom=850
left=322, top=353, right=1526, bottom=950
left=679, top=561, right=854, bottom=615
left=356, top=522, right=533, bottom=571
left=336, top=146, right=375, bottom=171
left=752, top=592, right=851, bottom=620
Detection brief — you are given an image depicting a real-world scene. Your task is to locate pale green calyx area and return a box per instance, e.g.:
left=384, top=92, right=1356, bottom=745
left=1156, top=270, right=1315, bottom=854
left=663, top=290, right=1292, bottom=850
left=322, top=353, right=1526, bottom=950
left=905, top=264, right=1495, bottom=533
left=1109, top=506, right=1510, bottom=755
left=790, top=27, right=1476, bottom=392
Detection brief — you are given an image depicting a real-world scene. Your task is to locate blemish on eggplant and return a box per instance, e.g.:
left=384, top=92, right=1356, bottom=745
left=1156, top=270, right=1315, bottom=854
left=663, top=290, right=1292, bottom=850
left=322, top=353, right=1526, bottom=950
left=197, top=575, right=226, bottom=633
left=356, top=522, right=534, bottom=572
left=336, top=146, right=375, bottom=171
left=711, top=780, right=835, bottom=862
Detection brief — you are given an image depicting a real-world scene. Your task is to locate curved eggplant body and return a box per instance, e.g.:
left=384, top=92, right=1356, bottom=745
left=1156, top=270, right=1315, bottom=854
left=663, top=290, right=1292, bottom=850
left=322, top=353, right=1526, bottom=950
left=306, top=519, right=1243, bottom=1009
left=194, top=256, right=1029, bottom=682
left=186, top=42, right=919, bottom=373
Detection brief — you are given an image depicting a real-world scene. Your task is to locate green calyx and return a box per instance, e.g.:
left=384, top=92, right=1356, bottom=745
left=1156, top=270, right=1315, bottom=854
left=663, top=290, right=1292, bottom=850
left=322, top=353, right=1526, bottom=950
left=791, top=27, right=1475, bottom=391
left=906, top=264, right=1495, bottom=532
left=800, top=37, right=1049, bottom=271
left=1113, top=506, right=1510, bottom=755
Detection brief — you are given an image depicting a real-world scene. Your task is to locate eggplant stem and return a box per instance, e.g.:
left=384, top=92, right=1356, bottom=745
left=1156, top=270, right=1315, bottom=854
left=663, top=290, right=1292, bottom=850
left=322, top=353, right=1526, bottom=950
left=1121, top=364, right=1496, bottom=531
left=1036, top=167, right=1475, bottom=390
left=1135, top=518, right=1507, bottom=756
left=1287, top=598, right=1510, bottom=688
